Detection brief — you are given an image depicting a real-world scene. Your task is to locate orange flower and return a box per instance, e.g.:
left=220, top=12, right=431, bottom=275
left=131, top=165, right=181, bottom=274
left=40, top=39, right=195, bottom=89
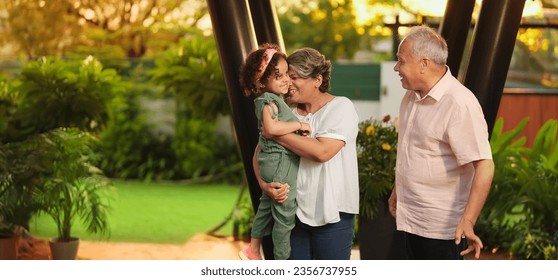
left=382, top=143, right=392, bottom=151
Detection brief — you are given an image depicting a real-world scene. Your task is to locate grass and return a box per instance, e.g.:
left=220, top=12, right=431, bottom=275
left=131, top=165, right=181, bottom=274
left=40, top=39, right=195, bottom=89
left=30, top=180, right=243, bottom=244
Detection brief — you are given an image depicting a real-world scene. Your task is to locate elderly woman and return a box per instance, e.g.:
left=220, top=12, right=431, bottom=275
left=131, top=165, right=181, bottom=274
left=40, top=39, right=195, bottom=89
left=255, top=47, right=360, bottom=260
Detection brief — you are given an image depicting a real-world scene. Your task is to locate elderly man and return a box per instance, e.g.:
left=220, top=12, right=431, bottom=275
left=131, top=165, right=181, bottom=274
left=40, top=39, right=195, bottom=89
left=388, top=25, right=495, bottom=260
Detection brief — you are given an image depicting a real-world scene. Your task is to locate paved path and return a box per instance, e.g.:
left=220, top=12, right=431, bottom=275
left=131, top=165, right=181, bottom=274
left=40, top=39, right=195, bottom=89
left=78, top=234, right=248, bottom=260
left=19, top=233, right=360, bottom=260
left=78, top=234, right=360, bottom=260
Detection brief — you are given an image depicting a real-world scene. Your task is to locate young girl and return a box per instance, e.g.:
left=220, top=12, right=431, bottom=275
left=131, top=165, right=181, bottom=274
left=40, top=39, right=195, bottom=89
left=238, top=43, right=310, bottom=260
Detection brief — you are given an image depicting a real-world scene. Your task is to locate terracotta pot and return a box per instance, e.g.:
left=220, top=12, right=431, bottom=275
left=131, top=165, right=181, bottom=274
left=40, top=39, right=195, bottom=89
left=49, top=237, right=80, bottom=260
left=0, top=234, right=19, bottom=260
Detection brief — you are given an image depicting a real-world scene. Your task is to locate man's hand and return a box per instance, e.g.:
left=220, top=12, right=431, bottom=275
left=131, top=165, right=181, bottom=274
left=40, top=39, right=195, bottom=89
left=388, top=188, right=397, bottom=219
left=455, top=218, right=483, bottom=259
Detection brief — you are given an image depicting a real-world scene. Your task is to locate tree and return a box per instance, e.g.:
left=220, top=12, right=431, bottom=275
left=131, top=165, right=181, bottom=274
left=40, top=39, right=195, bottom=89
left=0, top=0, right=79, bottom=57
left=277, top=0, right=361, bottom=61
left=69, top=0, right=208, bottom=58
left=0, top=0, right=209, bottom=59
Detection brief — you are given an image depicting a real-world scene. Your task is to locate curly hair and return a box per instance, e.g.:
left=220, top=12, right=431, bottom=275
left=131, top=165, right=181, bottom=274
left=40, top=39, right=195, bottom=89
left=239, top=43, right=287, bottom=97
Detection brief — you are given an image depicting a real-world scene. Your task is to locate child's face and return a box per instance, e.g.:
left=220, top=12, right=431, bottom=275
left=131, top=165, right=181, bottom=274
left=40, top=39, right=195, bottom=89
left=262, top=57, right=290, bottom=95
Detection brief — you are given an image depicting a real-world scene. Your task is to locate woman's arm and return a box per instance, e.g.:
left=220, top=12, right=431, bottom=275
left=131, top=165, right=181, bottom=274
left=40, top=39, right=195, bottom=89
left=268, top=98, right=357, bottom=162
left=273, top=133, right=344, bottom=162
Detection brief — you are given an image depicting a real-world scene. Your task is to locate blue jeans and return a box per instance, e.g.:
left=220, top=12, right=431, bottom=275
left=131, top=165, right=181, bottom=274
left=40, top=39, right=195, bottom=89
left=403, top=232, right=467, bottom=260
left=289, top=212, right=355, bottom=260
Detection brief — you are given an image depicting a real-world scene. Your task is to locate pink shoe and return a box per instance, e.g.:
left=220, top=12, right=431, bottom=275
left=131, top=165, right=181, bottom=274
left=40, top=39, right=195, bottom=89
left=239, top=248, right=261, bottom=260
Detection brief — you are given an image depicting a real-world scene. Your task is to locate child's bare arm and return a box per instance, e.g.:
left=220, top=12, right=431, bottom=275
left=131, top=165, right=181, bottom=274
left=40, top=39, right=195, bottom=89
left=261, top=103, right=311, bottom=137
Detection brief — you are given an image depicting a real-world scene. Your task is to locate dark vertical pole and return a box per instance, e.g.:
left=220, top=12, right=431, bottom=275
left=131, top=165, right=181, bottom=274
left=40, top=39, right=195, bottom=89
left=461, top=0, right=526, bottom=137
left=438, top=0, right=475, bottom=77
left=206, top=0, right=275, bottom=260
left=248, top=0, right=286, bottom=51
left=246, top=0, right=285, bottom=260
left=206, top=0, right=259, bottom=210
left=391, top=15, right=401, bottom=60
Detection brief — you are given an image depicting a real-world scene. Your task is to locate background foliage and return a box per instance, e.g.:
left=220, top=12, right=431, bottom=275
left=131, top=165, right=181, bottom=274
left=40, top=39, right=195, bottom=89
left=478, top=117, right=558, bottom=260
left=0, top=0, right=207, bottom=58
left=1, top=0, right=558, bottom=260
left=356, top=115, right=398, bottom=219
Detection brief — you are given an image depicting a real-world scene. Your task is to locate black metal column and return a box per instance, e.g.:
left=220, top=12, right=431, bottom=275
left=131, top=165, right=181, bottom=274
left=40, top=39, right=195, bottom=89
left=461, top=0, right=526, bottom=136
left=206, top=0, right=275, bottom=260
left=438, top=0, right=475, bottom=77
left=246, top=0, right=285, bottom=260
left=206, top=0, right=259, bottom=209
left=248, top=0, right=286, bottom=51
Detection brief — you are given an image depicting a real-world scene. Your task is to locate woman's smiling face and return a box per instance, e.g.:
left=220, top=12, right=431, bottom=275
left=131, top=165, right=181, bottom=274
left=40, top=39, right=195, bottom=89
left=287, top=69, right=319, bottom=104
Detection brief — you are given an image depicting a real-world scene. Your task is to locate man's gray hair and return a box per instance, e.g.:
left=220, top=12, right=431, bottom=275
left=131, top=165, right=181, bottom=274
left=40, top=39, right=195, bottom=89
left=403, top=25, right=448, bottom=65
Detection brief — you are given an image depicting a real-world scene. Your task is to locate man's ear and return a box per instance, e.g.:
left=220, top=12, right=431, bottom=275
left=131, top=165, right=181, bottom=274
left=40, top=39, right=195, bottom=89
left=420, top=58, right=430, bottom=73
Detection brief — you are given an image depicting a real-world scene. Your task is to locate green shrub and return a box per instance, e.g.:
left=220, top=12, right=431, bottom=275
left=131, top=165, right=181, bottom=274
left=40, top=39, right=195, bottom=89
left=232, top=191, right=254, bottom=241
left=356, top=115, right=398, bottom=219
left=149, top=36, right=228, bottom=121
left=172, top=110, right=241, bottom=183
left=0, top=134, right=52, bottom=231
left=7, top=56, right=124, bottom=141
left=478, top=117, right=558, bottom=259
left=149, top=36, right=242, bottom=183
left=0, top=76, right=16, bottom=137
left=1, top=57, right=120, bottom=230
left=95, top=85, right=179, bottom=181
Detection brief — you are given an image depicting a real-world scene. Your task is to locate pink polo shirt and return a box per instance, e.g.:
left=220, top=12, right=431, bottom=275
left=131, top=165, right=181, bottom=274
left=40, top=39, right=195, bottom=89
left=395, top=68, right=492, bottom=240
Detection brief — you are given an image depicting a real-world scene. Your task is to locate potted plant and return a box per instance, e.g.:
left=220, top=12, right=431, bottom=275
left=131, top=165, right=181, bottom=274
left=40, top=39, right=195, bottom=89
left=0, top=194, right=19, bottom=260
left=36, top=128, right=112, bottom=260
left=1, top=56, right=117, bottom=260
left=0, top=138, right=52, bottom=259
left=0, top=183, right=36, bottom=260
left=356, top=115, right=406, bottom=259
left=1, top=78, right=19, bottom=259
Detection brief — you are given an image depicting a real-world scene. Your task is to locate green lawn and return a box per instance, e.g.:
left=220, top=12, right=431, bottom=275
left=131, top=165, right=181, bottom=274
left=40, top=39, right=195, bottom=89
left=30, top=180, right=242, bottom=244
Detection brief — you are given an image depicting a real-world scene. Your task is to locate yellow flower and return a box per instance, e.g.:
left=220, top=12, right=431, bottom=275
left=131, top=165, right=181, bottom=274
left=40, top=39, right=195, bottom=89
left=365, top=125, right=375, bottom=136
left=382, top=143, right=391, bottom=151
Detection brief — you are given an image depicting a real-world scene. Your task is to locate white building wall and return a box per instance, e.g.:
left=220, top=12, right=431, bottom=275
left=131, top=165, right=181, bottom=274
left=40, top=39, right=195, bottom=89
left=351, top=61, right=407, bottom=123
left=380, top=61, right=407, bottom=121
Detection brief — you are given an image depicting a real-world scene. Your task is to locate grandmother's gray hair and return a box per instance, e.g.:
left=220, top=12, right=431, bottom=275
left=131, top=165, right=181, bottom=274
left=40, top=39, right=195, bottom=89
left=403, top=25, right=448, bottom=65
left=287, top=47, right=332, bottom=93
